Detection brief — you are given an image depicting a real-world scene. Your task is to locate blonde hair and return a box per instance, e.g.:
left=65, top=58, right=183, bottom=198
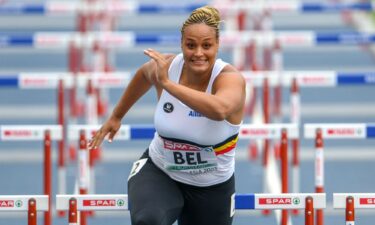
left=181, top=5, right=221, bottom=40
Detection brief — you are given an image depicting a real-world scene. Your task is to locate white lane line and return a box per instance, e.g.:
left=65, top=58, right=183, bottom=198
left=1, top=147, right=375, bottom=163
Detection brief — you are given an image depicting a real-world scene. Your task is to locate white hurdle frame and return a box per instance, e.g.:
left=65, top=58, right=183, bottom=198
left=333, top=193, right=375, bottom=225
left=0, top=195, right=49, bottom=225
left=56, top=193, right=325, bottom=225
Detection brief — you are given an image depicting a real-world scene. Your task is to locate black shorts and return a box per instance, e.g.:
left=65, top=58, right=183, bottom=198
left=128, top=150, right=235, bottom=225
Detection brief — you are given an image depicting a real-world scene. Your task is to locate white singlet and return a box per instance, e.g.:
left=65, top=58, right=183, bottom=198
left=149, top=53, right=241, bottom=187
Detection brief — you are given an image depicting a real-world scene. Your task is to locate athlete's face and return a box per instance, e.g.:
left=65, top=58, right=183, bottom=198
left=181, top=23, right=219, bottom=74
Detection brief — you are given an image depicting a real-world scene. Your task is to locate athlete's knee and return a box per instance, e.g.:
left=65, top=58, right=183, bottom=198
left=131, top=208, right=165, bottom=225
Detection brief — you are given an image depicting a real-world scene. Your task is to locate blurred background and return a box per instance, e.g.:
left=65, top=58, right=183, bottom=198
left=0, top=0, right=375, bottom=225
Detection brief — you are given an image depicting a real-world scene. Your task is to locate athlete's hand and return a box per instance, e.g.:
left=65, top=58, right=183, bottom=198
left=88, top=116, right=121, bottom=149
left=144, top=48, right=169, bottom=87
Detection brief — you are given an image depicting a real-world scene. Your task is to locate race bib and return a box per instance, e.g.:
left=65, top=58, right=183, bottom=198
left=162, top=139, right=218, bottom=175
left=128, top=158, right=148, bottom=181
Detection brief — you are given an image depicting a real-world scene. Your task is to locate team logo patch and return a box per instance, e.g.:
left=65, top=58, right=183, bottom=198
left=163, top=102, right=174, bottom=113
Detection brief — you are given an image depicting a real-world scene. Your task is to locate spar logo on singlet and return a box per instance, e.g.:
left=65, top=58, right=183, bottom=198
left=164, top=140, right=201, bottom=151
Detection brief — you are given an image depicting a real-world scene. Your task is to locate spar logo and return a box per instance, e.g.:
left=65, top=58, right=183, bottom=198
left=241, top=128, right=274, bottom=136
left=83, top=199, right=116, bottom=207
left=327, top=128, right=361, bottom=136
left=82, top=199, right=125, bottom=207
left=21, top=78, right=51, bottom=87
left=280, top=35, right=310, bottom=46
left=301, top=76, right=329, bottom=85
left=360, top=198, right=375, bottom=205
left=0, top=200, right=22, bottom=208
left=3, top=130, right=37, bottom=137
left=259, top=197, right=301, bottom=205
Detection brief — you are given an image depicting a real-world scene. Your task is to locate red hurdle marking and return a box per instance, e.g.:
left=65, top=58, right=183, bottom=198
left=315, top=128, right=324, bottom=225
left=0, top=195, right=48, bottom=225
left=280, top=129, right=288, bottom=225
left=44, top=131, right=52, bottom=225
left=305, top=196, right=314, bottom=225
left=69, top=198, right=78, bottom=225
left=28, top=198, right=37, bottom=225
left=57, top=79, right=66, bottom=217
left=346, top=196, right=355, bottom=225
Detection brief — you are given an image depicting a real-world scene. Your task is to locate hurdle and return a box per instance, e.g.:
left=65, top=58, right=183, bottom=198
left=56, top=193, right=325, bottom=225
left=0, top=125, right=62, bottom=225
left=244, top=70, right=375, bottom=216
left=0, top=195, right=49, bottom=225
left=333, top=193, right=375, bottom=225
left=0, top=1, right=372, bottom=15
left=2, top=31, right=375, bottom=49
left=2, top=70, right=373, bottom=89
left=304, top=123, right=375, bottom=225
left=0, top=73, right=131, bottom=212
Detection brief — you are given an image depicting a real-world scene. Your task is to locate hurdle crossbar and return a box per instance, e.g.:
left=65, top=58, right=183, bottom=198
left=56, top=194, right=128, bottom=211
left=0, top=72, right=131, bottom=89
left=239, top=123, right=299, bottom=139
left=0, top=125, right=62, bottom=141
left=68, top=123, right=299, bottom=141
left=243, top=71, right=375, bottom=87
left=1, top=71, right=374, bottom=89
left=0, top=2, right=372, bottom=15
left=0, top=195, right=48, bottom=225
left=68, top=124, right=156, bottom=141
left=56, top=193, right=324, bottom=225
left=236, top=193, right=326, bottom=210
left=0, top=195, right=48, bottom=211
left=334, top=193, right=375, bottom=209
left=2, top=31, right=375, bottom=48
left=304, top=123, right=375, bottom=139
left=56, top=193, right=325, bottom=210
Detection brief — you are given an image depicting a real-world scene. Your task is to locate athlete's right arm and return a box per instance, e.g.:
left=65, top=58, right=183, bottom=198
left=88, top=61, right=156, bottom=149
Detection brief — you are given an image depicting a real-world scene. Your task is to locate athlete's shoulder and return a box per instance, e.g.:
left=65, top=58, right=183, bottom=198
left=220, top=64, right=244, bottom=79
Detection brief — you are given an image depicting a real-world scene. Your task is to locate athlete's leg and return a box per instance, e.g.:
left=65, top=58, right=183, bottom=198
left=128, top=150, right=184, bottom=225
left=178, top=174, right=235, bottom=225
